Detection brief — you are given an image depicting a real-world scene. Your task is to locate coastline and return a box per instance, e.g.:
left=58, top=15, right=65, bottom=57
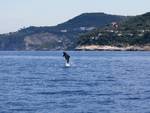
left=76, top=45, right=150, bottom=51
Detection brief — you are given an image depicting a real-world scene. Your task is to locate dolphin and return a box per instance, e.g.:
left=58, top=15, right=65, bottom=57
left=63, top=52, right=70, bottom=63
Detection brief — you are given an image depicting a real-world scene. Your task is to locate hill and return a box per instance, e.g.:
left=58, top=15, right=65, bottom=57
left=57, top=13, right=125, bottom=28
left=0, top=13, right=125, bottom=50
left=77, top=12, right=150, bottom=51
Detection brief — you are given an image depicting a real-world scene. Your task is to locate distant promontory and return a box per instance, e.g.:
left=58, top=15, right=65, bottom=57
left=0, top=12, right=150, bottom=51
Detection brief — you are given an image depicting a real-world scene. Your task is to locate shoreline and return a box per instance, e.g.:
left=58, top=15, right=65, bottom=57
left=76, top=45, right=150, bottom=51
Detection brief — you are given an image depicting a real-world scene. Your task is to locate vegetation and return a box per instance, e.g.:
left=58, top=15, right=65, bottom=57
left=77, top=12, right=150, bottom=47
left=0, top=13, right=124, bottom=50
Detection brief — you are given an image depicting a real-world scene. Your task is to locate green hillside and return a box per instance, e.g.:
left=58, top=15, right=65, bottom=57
left=77, top=12, right=150, bottom=48
left=0, top=13, right=125, bottom=50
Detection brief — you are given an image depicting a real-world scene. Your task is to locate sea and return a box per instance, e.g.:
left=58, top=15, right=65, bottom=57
left=0, top=51, right=150, bottom=113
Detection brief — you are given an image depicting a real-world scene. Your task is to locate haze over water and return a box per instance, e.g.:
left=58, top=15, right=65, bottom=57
left=0, top=51, right=150, bottom=113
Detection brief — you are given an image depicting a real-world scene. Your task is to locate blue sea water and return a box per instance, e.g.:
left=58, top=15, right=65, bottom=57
left=0, top=51, right=150, bottom=113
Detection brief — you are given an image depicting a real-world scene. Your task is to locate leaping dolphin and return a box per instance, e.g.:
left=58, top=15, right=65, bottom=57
left=63, top=52, right=70, bottom=63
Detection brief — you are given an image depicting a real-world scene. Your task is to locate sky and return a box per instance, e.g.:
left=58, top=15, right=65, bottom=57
left=0, top=0, right=150, bottom=34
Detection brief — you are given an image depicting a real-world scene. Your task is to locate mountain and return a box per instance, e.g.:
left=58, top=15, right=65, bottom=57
left=57, top=13, right=125, bottom=28
left=77, top=12, right=150, bottom=51
left=0, top=13, right=125, bottom=50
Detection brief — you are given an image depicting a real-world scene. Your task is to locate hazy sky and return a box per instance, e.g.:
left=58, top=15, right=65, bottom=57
left=0, top=0, right=150, bottom=33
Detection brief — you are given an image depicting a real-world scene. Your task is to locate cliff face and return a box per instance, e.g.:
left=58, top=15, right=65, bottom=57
left=24, top=33, right=70, bottom=50
left=0, top=13, right=125, bottom=50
